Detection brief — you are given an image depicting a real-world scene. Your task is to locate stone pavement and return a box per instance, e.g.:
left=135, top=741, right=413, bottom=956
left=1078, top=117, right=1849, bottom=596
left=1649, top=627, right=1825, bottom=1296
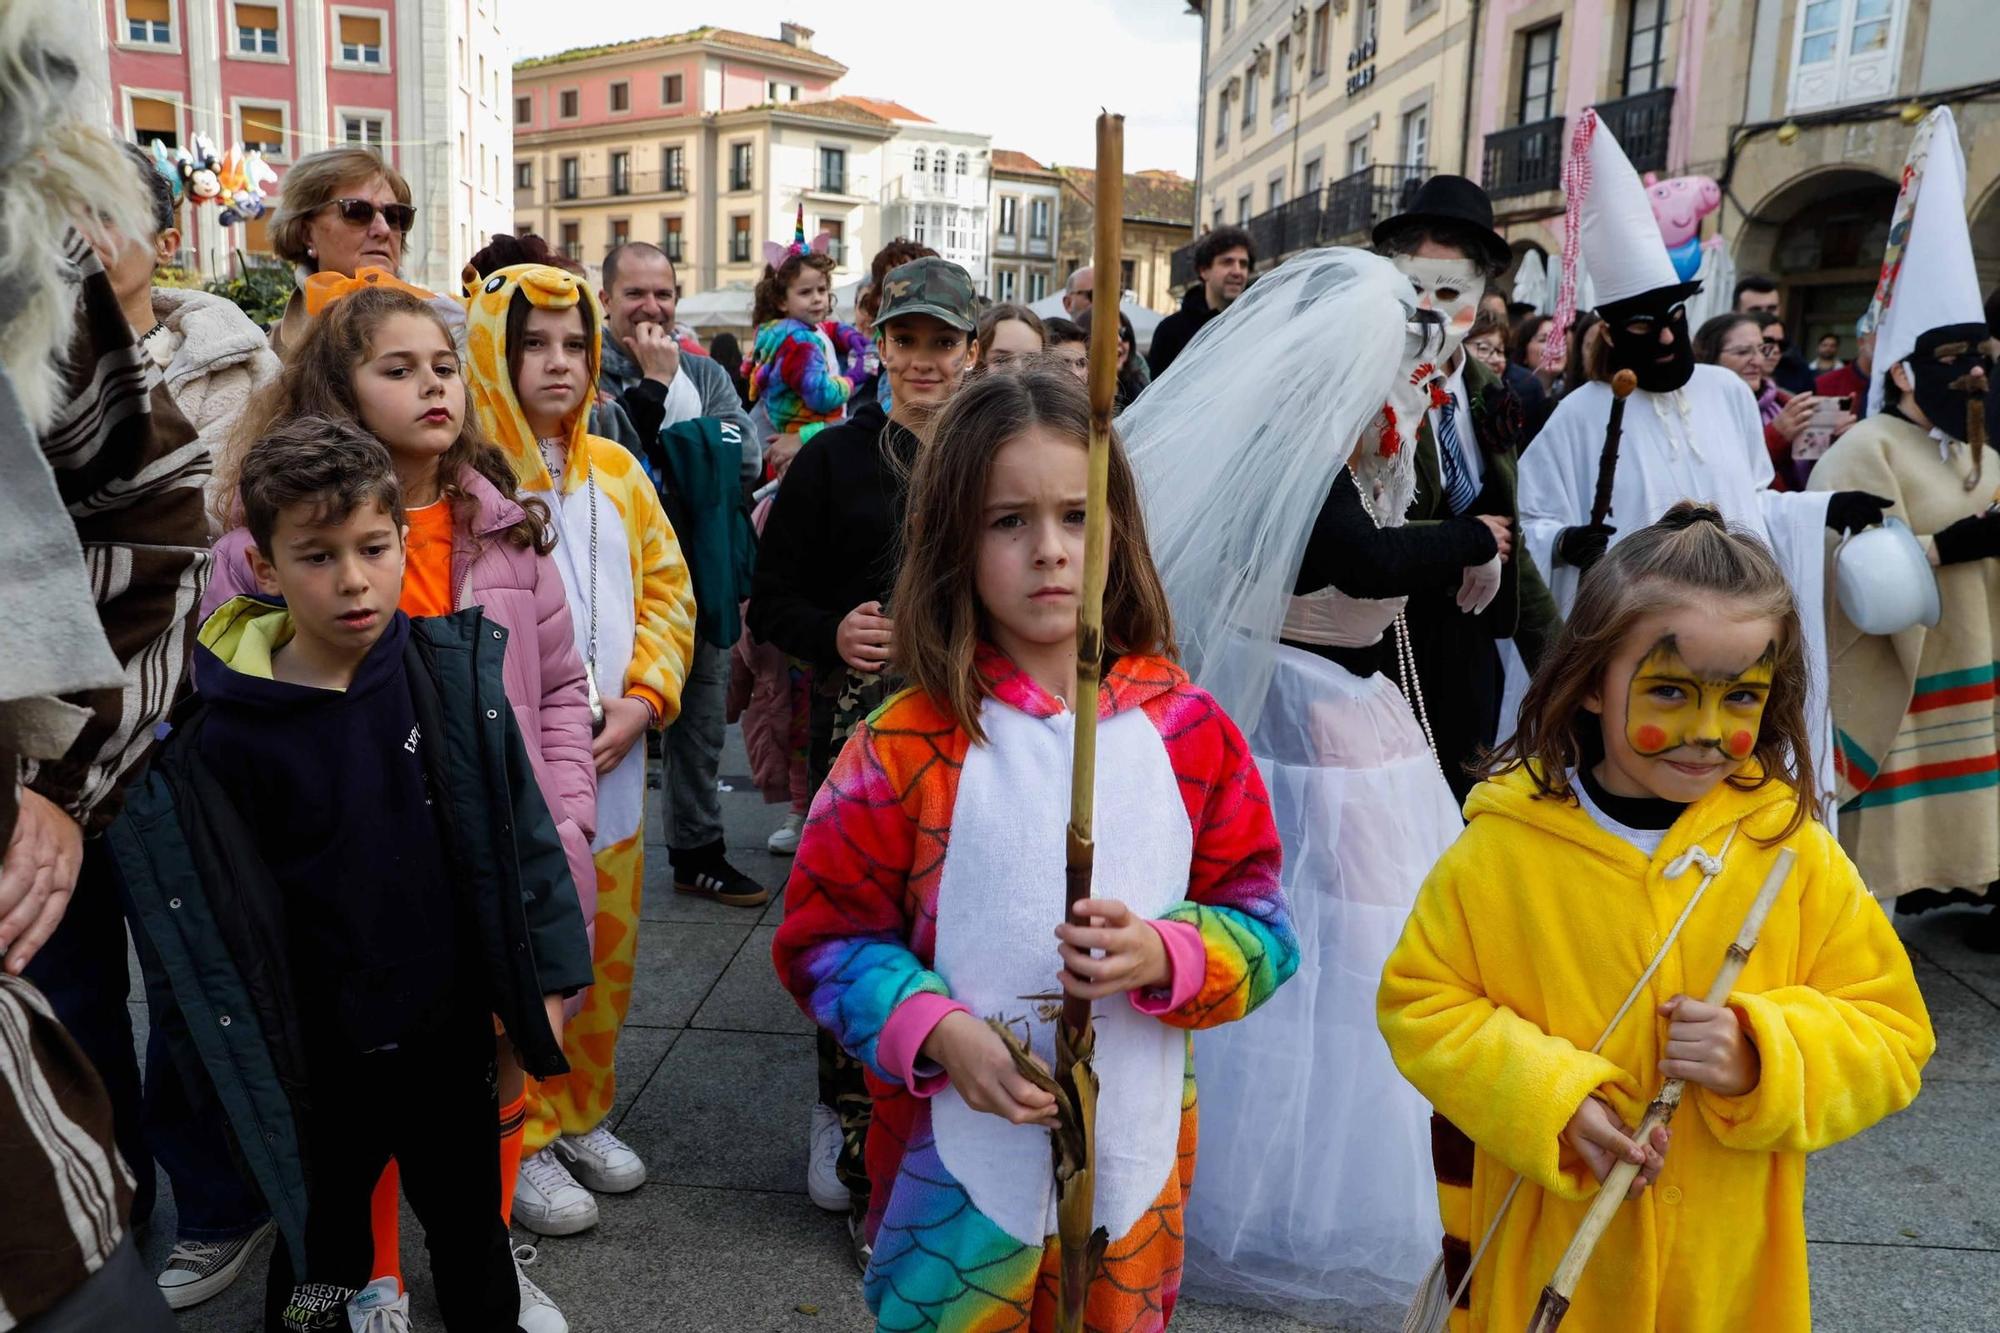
left=141, top=732, right=1999, bottom=1331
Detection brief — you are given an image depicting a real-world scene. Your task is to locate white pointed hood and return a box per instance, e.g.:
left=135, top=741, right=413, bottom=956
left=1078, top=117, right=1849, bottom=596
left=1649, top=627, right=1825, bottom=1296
left=1547, top=109, right=1697, bottom=352
left=1865, top=107, right=1983, bottom=415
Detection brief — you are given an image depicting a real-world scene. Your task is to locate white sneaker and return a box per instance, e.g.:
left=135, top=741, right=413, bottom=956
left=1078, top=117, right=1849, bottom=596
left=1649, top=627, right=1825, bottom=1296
left=766, top=812, right=804, bottom=856
left=513, top=1244, right=568, bottom=1333
left=156, top=1220, right=274, bottom=1310
left=807, top=1102, right=850, bottom=1212
left=346, top=1276, right=412, bottom=1333
left=551, top=1124, right=647, bottom=1194
left=514, top=1147, right=599, bottom=1235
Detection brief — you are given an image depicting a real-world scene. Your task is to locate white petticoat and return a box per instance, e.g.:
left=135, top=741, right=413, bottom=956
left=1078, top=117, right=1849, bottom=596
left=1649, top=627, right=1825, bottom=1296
left=1184, top=644, right=1457, bottom=1328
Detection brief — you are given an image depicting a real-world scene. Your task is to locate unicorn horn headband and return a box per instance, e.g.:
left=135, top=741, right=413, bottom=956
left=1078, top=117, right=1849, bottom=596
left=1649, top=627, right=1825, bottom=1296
left=764, top=201, right=831, bottom=268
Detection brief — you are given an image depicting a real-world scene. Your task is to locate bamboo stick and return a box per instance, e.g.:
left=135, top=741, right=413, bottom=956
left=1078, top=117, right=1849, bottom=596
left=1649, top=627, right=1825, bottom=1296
left=1524, top=847, right=1796, bottom=1333
left=1045, top=109, right=1125, bottom=1333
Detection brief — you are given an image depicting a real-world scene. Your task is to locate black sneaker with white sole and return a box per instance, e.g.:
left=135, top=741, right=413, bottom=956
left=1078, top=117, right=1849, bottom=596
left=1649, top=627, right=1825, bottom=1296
left=156, top=1219, right=275, bottom=1310
left=670, top=844, right=771, bottom=907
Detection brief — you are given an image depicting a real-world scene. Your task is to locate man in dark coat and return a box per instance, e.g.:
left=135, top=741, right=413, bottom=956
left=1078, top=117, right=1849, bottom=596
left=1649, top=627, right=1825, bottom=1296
left=1374, top=176, right=1561, bottom=799
left=1148, top=225, right=1253, bottom=378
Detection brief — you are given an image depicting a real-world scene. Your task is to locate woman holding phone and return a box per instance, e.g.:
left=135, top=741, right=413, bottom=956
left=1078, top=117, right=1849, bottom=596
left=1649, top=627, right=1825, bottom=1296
left=1696, top=312, right=1852, bottom=488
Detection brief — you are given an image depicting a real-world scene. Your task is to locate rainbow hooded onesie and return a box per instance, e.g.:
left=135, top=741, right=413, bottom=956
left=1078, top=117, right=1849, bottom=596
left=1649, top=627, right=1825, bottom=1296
left=772, top=648, right=1298, bottom=1330
left=465, top=262, right=696, bottom=1149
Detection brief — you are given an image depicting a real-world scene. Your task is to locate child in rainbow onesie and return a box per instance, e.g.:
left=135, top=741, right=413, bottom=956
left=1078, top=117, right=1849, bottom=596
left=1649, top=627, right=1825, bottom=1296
left=749, top=208, right=874, bottom=437
left=773, top=365, right=1298, bottom=1331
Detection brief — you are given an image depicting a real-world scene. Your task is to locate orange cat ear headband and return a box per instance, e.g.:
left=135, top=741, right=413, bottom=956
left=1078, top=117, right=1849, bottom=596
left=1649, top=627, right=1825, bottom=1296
left=303, top=265, right=436, bottom=316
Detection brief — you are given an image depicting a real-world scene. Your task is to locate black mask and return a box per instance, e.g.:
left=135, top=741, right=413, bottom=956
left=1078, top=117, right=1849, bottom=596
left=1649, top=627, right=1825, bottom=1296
left=1598, top=291, right=1697, bottom=393
left=1904, top=322, right=1996, bottom=444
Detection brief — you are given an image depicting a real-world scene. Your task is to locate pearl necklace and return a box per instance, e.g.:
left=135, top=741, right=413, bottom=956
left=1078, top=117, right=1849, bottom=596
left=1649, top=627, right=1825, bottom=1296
left=1349, top=466, right=1441, bottom=770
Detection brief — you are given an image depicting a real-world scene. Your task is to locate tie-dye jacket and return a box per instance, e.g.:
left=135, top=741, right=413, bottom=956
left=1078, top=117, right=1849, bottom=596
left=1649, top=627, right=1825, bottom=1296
left=772, top=647, right=1297, bottom=1332
left=748, top=317, right=873, bottom=434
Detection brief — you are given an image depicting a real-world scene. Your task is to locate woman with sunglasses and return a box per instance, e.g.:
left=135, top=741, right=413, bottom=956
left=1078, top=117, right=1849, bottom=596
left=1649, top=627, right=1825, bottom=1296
left=265, top=147, right=421, bottom=356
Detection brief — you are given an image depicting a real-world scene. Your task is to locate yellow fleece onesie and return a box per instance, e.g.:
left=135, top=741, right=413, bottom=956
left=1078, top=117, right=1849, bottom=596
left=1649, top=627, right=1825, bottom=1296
left=1378, top=766, right=1933, bottom=1333
left=465, top=263, right=695, bottom=1150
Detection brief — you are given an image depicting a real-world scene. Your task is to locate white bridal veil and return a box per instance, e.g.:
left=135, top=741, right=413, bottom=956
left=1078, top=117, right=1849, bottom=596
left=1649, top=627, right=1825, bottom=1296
left=1122, top=247, right=1415, bottom=723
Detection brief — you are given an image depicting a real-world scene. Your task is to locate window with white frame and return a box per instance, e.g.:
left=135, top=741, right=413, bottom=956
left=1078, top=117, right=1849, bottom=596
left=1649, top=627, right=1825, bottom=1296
left=1029, top=197, right=1050, bottom=240
left=662, top=216, right=685, bottom=263
left=1236, top=189, right=1252, bottom=224
left=1400, top=104, right=1429, bottom=168
left=1028, top=270, right=1047, bottom=303
left=341, top=114, right=386, bottom=149
left=514, top=161, right=532, bottom=189
left=1268, top=177, right=1284, bottom=210
left=1788, top=0, right=1907, bottom=112
left=819, top=146, right=847, bottom=194
left=1243, top=63, right=1259, bottom=130
left=662, top=145, right=685, bottom=191
left=1273, top=36, right=1293, bottom=110
left=996, top=268, right=1017, bottom=301
left=1621, top=0, right=1667, bottom=96
left=999, top=196, right=1017, bottom=236
left=1346, top=132, right=1370, bottom=174
left=932, top=150, right=946, bottom=189
left=911, top=208, right=927, bottom=244
left=913, top=148, right=927, bottom=175
left=233, top=3, right=279, bottom=55
left=335, top=11, right=384, bottom=67
left=1303, top=155, right=1324, bottom=193
left=129, top=95, right=180, bottom=151
left=124, top=0, right=174, bottom=45
left=956, top=153, right=968, bottom=176
left=238, top=102, right=286, bottom=157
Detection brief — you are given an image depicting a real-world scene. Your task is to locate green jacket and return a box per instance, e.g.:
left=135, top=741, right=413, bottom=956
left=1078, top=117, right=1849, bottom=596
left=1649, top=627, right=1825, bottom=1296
left=107, top=608, right=593, bottom=1274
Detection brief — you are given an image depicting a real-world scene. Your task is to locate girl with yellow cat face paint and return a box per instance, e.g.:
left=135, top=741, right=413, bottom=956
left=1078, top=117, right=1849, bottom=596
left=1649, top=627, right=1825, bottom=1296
left=463, top=263, right=700, bottom=1236
left=1380, top=504, right=1932, bottom=1333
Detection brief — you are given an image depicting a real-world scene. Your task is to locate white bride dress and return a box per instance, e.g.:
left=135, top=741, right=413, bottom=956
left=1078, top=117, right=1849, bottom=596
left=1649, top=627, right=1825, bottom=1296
left=1182, top=586, right=1456, bottom=1328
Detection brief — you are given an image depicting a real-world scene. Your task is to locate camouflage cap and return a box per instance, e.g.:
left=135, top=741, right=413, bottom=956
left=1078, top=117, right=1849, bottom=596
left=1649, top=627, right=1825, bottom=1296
left=874, top=257, right=977, bottom=332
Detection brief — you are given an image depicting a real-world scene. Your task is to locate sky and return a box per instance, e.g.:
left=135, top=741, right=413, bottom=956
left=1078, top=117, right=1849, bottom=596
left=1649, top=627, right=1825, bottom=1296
left=505, top=0, right=1204, bottom=177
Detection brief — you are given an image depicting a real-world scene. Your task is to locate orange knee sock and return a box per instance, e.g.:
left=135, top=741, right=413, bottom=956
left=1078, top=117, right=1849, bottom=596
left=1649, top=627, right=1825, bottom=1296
left=499, top=1093, right=528, bottom=1224
left=369, top=1161, right=402, bottom=1288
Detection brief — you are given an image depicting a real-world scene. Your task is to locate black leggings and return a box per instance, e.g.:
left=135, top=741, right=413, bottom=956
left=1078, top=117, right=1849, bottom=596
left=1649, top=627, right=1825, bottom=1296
left=265, top=1005, right=520, bottom=1332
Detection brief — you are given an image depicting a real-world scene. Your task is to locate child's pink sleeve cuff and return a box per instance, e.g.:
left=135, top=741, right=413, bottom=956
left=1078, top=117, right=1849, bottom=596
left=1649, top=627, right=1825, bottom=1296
left=878, top=993, right=972, bottom=1097
left=1130, top=919, right=1207, bottom=1016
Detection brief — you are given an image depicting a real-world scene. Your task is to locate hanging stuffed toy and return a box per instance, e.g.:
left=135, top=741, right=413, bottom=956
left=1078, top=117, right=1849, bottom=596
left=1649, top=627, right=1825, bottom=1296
left=216, top=145, right=278, bottom=225
left=149, top=139, right=184, bottom=207
left=179, top=133, right=222, bottom=206
left=1644, top=171, right=1722, bottom=283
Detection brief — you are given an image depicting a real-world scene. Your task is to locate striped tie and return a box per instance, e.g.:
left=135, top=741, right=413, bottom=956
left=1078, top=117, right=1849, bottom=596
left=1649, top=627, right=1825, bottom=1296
left=1435, top=397, right=1478, bottom=516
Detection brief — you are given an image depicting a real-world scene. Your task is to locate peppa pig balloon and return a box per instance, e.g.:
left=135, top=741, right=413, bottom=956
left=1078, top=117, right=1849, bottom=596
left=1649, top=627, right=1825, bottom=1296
left=1645, top=172, right=1721, bottom=282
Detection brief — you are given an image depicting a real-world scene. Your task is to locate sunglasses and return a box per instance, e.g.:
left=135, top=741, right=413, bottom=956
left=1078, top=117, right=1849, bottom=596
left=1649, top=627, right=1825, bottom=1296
left=318, top=197, right=416, bottom=232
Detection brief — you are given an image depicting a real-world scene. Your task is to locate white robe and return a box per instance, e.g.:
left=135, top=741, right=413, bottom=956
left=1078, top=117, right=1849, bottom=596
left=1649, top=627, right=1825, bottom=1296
left=1513, top=364, right=1837, bottom=807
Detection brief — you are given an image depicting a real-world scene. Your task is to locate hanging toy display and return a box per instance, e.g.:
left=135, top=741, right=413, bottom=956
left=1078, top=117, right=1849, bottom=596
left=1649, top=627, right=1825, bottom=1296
left=216, top=145, right=278, bottom=226
left=169, top=133, right=277, bottom=226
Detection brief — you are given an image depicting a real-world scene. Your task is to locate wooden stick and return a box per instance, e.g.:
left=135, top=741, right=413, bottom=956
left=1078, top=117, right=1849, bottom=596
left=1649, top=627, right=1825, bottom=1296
left=1050, top=110, right=1123, bottom=1333
left=1525, top=847, right=1796, bottom=1333
left=1588, top=369, right=1639, bottom=528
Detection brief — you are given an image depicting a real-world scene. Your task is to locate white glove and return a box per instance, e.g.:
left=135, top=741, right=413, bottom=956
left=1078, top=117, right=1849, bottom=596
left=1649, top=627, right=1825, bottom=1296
left=1456, top=554, right=1502, bottom=615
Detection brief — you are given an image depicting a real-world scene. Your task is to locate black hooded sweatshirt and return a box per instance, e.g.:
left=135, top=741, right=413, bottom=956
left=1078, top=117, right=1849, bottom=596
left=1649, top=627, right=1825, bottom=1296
left=194, top=606, right=462, bottom=1053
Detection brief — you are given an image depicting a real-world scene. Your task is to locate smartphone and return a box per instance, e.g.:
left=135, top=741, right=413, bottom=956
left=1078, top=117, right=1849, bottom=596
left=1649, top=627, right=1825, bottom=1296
left=1796, top=395, right=1848, bottom=461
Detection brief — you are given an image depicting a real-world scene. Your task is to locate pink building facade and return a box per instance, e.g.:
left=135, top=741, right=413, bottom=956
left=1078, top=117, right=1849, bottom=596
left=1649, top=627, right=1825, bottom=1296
left=95, top=0, right=514, bottom=293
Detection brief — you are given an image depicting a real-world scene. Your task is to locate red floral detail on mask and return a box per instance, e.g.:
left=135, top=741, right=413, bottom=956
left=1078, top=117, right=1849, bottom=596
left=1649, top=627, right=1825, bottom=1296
left=1378, top=405, right=1401, bottom=457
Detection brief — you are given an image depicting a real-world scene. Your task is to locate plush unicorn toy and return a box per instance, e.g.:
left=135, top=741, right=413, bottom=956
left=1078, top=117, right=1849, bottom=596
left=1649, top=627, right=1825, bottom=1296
left=1645, top=171, right=1721, bottom=282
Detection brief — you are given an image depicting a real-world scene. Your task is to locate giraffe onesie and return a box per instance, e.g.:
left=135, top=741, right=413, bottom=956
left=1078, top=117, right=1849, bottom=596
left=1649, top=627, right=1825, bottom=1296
left=465, top=263, right=695, bottom=1150
left=773, top=648, right=1298, bottom=1331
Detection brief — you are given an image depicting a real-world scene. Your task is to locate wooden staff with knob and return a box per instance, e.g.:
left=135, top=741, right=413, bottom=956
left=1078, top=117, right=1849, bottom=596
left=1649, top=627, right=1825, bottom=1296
left=985, top=110, right=1125, bottom=1333
left=1524, top=847, right=1797, bottom=1333
left=1589, top=369, right=1640, bottom=528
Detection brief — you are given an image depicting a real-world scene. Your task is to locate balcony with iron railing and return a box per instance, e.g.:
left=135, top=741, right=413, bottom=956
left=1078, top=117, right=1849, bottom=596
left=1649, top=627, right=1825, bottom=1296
left=1482, top=117, right=1565, bottom=202
left=1593, top=85, right=1674, bottom=176
left=1169, top=163, right=1427, bottom=286
left=547, top=170, right=690, bottom=203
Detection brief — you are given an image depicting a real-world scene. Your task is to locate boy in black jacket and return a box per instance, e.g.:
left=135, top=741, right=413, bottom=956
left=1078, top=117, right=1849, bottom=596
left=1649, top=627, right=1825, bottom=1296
left=118, top=419, right=592, bottom=1332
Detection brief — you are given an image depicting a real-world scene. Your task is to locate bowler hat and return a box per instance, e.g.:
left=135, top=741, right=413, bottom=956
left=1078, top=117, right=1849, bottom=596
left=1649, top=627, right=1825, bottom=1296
left=1373, top=174, right=1512, bottom=272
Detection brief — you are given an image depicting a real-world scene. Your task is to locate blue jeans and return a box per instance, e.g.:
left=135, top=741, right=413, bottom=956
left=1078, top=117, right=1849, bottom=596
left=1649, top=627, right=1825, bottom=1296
left=25, top=832, right=267, bottom=1240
